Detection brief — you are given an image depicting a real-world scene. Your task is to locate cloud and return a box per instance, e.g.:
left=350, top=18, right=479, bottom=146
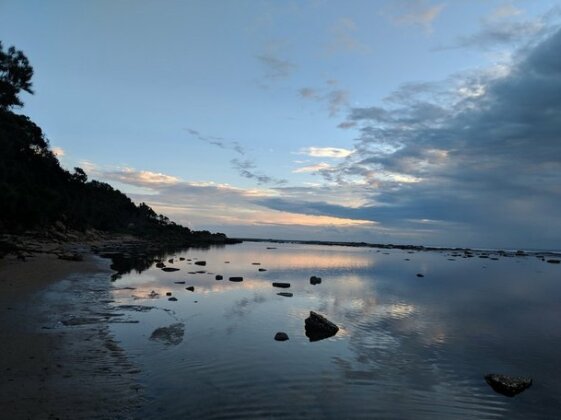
left=438, top=7, right=560, bottom=50
left=293, top=162, right=331, bottom=173
left=230, top=158, right=287, bottom=185
left=52, top=146, right=65, bottom=157
left=390, top=1, right=446, bottom=33
left=327, top=17, right=370, bottom=54
left=298, top=86, right=350, bottom=117
left=185, top=127, right=246, bottom=155
left=325, top=26, right=561, bottom=248
left=300, top=147, right=354, bottom=158
left=256, top=52, right=296, bottom=80
left=103, top=167, right=179, bottom=186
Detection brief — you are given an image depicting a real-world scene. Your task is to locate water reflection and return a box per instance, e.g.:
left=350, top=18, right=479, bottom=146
left=107, top=242, right=561, bottom=419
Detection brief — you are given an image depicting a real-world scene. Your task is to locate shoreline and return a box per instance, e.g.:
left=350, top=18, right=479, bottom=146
left=0, top=245, right=143, bottom=419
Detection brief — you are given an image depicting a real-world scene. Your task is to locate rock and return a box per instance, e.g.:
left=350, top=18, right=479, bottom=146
left=155, top=262, right=166, bottom=268
left=416, top=273, right=424, bottom=277
left=168, top=297, right=178, bottom=302
left=174, top=281, right=186, bottom=284
left=277, top=292, right=293, bottom=297
left=215, top=275, right=223, bottom=280
left=148, top=290, right=159, bottom=298
left=274, top=332, right=289, bottom=341
left=195, top=270, right=206, bottom=274
left=168, top=259, right=174, bottom=264
left=258, top=268, right=267, bottom=272
left=161, top=267, right=180, bottom=272
left=166, top=292, right=172, bottom=296
left=194, top=261, right=206, bottom=266
left=266, top=247, right=277, bottom=249
left=185, top=286, right=195, bottom=292
left=229, top=276, right=243, bottom=282
left=58, top=253, right=83, bottom=262
left=484, top=374, right=532, bottom=397
left=547, top=259, right=560, bottom=264
left=225, top=261, right=230, bottom=264
left=252, top=262, right=261, bottom=265
left=305, top=311, right=339, bottom=342
left=310, top=276, right=322, bottom=285
left=272, top=282, right=290, bottom=288
left=179, top=257, right=185, bottom=261
left=149, top=323, right=185, bottom=345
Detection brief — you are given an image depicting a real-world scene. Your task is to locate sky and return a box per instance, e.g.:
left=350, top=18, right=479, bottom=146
left=1, top=0, right=560, bottom=249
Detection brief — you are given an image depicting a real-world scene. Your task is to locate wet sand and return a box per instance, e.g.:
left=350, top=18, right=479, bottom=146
left=0, top=252, right=142, bottom=419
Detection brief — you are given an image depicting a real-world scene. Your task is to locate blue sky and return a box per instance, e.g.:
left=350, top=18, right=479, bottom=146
left=1, top=1, right=560, bottom=249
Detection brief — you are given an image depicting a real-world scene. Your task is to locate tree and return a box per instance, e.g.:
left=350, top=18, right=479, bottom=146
left=0, top=41, right=34, bottom=110
left=71, top=167, right=88, bottom=183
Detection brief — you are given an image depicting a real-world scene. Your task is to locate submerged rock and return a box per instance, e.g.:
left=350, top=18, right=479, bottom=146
left=252, top=262, right=261, bottom=265
left=547, top=259, right=560, bottom=264
left=310, top=276, right=322, bottom=285
left=174, top=281, right=186, bottom=284
left=416, top=273, right=424, bottom=278
left=305, top=311, right=339, bottom=342
left=229, top=276, right=243, bottom=282
left=161, top=267, right=180, bottom=272
left=277, top=292, right=293, bottom=297
left=484, top=374, right=532, bottom=397
left=194, top=261, right=207, bottom=266
left=274, top=332, right=289, bottom=341
left=272, top=282, right=290, bottom=288
left=149, top=323, right=185, bottom=345
left=168, top=297, right=178, bottom=302
left=258, top=268, right=267, bottom=272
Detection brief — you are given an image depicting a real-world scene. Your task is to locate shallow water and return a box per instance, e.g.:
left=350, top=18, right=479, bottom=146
left=108, top=242, right=561, bottom=419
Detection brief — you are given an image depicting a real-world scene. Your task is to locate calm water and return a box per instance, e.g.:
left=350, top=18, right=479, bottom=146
left=108, top=242, right=561, bottom=419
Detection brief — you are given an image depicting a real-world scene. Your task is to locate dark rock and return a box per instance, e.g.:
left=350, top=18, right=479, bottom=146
left=155, top=262, right=165, bottom=268
left=195, top=270, right=206, bottom=274
left=58, top=253, right=83, bottom=262
left=258, top=268, right=267, bottom=272
left=229, top=276, right=243, bottom=282
left=416, top=273, right=424, bottom=277
left=162, top=267, right=180, bottom=272
left=272, top=282, right=290, bottom=288
left=168, top=297, right=178, bottom=302
left=194, top=261, right=206, bottom=266
left=305, top=311, right=339, bottom=342
left=274, top=332, right=289, bottom=341
left=174, top=281, right=186, bottom=284
left=225, top=261, right=230, bottom=264
left=215, top=275, right=223, bottom=280
left=252, top=262, right=261, bottom=265
left=166, top=292, right=172, bottom=296
left=179, top=257, right=185, bottom=261
left=484, top=374, right=532, bottom=397
left=310, top=276, right=322, bottom=285
left=185, top=286, right=195, bottom=292
left=547, top=259, right=560, bottom=264
left=168, top=259, right=174, bottom=264
left=267, top=247, right=277, bottom=249
left=277, top=292, right=293, bottom=297
left=148, top=290, right=159, bottom=298
left=149, top=323, right=184, bottom=345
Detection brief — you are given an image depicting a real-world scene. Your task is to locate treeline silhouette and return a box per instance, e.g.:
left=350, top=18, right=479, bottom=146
left=0, top=41, right=232, bottom=244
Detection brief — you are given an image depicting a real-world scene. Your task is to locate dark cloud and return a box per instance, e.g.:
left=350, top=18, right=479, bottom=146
left=294, top=27, right=561, bottom=248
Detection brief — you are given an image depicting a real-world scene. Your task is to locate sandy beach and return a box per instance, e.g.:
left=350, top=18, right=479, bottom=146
left=0, top=247, right=142, bottom=419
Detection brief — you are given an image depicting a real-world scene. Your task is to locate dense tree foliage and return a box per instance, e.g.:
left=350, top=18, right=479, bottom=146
left=0, top=42, right=231, bottom=244
left=0, top=42, right=34, bottom=109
